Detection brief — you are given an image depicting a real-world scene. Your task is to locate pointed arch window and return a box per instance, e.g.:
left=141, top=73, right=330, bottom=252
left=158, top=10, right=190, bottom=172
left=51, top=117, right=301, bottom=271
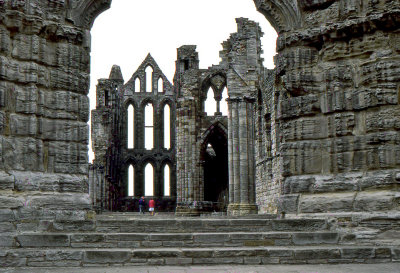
left=145, top=163, right=154, bottom=196
left=164, top=164, right=170, bottom=196
left=127, top=105, right=134, bottom=149
left=145, top=103, right=154, bottom=150
left=164, top=104, right=171, bottom=149
left=145, top=66, right=153, bottom=93
left=128, top=165, right=134, bottom=196
left=158, top=77, right=164, bottom=93
left=205, top=87, right=217, bottom=116
left=135, top=77, right=141, bottom=93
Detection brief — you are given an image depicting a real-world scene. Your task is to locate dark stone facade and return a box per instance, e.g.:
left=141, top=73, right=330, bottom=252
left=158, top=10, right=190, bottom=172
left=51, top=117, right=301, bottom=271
left=91, top=55, right=176, bottom=211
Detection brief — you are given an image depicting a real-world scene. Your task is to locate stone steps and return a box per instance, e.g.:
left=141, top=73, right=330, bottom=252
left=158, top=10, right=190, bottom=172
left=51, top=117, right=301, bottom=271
left=95, top=218, right=328, bottom=233
left=2, top=215, right=399, bottom=268
left=1, top=245, right=399, bottom=267
left=3, top=231, right=346, bottom=248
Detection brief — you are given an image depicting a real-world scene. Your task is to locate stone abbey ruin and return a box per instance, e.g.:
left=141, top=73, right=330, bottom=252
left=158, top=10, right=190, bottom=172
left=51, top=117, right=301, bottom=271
left=0, top=0, right=399, bottom=268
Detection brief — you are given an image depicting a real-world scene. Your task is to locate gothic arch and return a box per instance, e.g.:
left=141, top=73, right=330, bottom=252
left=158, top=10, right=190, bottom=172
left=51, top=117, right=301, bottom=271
left=200, top=122, right=228, bottom=148
left=253, top=0, right=301, bottom=33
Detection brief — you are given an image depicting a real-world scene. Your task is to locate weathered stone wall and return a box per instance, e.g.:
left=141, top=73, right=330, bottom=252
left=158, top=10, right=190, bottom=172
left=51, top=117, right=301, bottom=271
left=256, top=0, right=400, bottom=215
left=174, top=45, right=230, bottom=213
left=0, top=0, right=111, bottom=229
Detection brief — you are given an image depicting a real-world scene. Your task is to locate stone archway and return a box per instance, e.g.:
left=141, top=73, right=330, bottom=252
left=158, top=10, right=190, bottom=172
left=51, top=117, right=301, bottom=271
left=200, top=123, right=229, bottom=211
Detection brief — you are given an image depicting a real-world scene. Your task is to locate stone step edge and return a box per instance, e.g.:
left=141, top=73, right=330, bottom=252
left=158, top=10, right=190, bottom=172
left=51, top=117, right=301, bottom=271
left=1, top=245, right=399, bottom=267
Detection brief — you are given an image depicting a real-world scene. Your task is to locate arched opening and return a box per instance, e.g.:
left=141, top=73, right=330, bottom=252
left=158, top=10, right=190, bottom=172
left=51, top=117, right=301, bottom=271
left=164, top=164, right=170, bottom=196
left=145, top=66, right=153, bottom=93
left=127, top=104, right=134, bottom=149
left=135, top=77, right=141, bottom=92
left=163, top=104, right=171, bottom=149
left=205, top=87, right=217, bottom=116
left=158, top=77, right=164, bottom=93
left=128, top=165, right=134, bottom=196
left=144, top=103, right=154, bottom=150
left=145, top=163, right=154, bottom=196
left=220, top=87, right=228, bottom=116
left=201, top=125, right=228, bottom=211
left=88, top=1, right=278, bottom=166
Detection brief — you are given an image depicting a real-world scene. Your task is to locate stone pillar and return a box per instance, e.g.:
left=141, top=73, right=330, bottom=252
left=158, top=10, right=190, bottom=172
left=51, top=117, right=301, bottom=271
left=227, top=97, right=258, bottom=216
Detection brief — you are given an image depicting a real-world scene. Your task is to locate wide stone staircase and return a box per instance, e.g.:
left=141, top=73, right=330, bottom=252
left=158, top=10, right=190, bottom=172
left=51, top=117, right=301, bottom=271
left=1, top=213, right=399, bottom=268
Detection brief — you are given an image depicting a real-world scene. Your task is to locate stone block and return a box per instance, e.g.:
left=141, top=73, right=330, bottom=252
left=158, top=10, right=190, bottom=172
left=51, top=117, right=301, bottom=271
left=0, top=26, right=10, bottom=54
left=283, top=116, right=328, bottom=141
left=164, top=258, right=192, bottom=265
left=28, top=193, right=91, bottom=210
left=47, top=141, right=88, bottom=174
left=0, top=236, right=15, bottom=247
left=10, top=114, right=37, bottom=136
left=283, top=176, right=314, bottom=194
left=0, top=172, right=15, bottom=190
left=354, top=191, right=398, bottom=212
left=272, top=219, right=326, bottom=231
left=299, top=192, right=355, bottom=213
left=277, top=194, right=299, bottom=214
left=133, top=250, right=180, bottom=258
left=281, top=141, right=323, bottom=176
left=392, top=247, right=400, bottom=261
left=83, top=250, right=131, bottom=264
left=312, top=174, right=359, bottom=193
left=0, top=222, right=15, bottom=233
left=0, top=209, right=15, bottom=221
left=14, top=84, right=38, bottom=114
left=71, top=234, right=105, bottom=243
left=46, top=250, right=83, bottom=261
left=182, top=250, right=213, bottom=258
left=193, top=234, right=229, bottom=243
left=0, top=253, right=26, bottom=267
left=49, top=68, right=89, bottom=94
left=39, top=90, right=89, bottom=121
left=0, top=196, right=23, bottom=209
left=38, top=118, right=88, bottom=142
left=192, top=257, right=244, bottom=264
left=294, top=249, right=340, bottom=260
left=106, top=234, right=147, bottom=241
left=292, top=232, right=339, bottom=245
left=2, top=136, right=44, bottom=172
left=17, top=234, right=69, bottom=247
left=341, top=248, right=374, bottom=259
left=149, top=234, right=192, bottom=241
left=359, top=171, right=396, bottom=190
left=375, top=248, right=392, bottom=259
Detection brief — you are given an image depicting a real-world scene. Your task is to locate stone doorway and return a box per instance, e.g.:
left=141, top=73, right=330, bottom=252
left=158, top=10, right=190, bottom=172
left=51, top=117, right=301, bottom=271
left=201, top=124, right=229, bottom=212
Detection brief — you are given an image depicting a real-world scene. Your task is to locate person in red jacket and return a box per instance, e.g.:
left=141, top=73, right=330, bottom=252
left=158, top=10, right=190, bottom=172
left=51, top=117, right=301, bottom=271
left=149, top=199, right=155, bottom=216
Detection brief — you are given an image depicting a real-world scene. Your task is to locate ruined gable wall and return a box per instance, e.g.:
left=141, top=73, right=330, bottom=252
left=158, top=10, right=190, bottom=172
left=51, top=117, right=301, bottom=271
left=256, top=0, right=400, bottom=214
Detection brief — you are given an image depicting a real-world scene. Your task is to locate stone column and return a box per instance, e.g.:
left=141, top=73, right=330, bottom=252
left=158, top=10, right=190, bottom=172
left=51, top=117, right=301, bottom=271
left=227, top=99, right=235, bottom=204
left=227, top=97, right=258, bottom=216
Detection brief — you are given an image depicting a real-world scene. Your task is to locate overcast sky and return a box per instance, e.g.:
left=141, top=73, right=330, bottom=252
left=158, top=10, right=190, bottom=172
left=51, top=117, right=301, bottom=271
left=88, top=0, right=277, bottom=162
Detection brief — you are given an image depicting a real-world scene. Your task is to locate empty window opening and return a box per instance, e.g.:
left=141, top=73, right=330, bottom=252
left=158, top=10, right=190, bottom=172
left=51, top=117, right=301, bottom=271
left=145, top=103, right=154, bottom=150
left=184, top=60, right=189, bottom=71
left=135, top=78, right=141, bottom=92
left=158, top=77, right=164, bottom=93
left=220, top=87, right=228, bottom=116
left=145, top=163, right=154, bottom=196
left=105, top=90, right=109, bottom=106
left=128, top=165, right=134, bottom=196
left=145, top=66, right=153, bottom=93
left=164, top=104, right=171, bottom=149
left=164, top=164, right=170, bottom=196
left=205, top=87, right=217, bottom=116
left=127, top=105, right=134, bottom=148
